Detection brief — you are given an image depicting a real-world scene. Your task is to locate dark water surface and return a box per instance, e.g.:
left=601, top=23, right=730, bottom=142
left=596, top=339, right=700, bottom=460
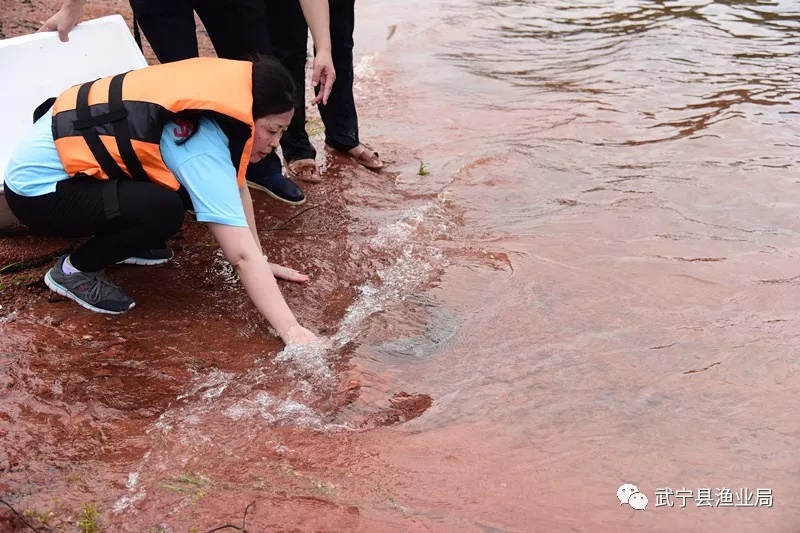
left=2, top=0, right=800, bottom=531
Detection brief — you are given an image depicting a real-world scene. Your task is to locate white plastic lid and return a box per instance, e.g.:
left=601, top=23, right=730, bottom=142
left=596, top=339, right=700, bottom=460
left=0, top=14, right=148, bottom=193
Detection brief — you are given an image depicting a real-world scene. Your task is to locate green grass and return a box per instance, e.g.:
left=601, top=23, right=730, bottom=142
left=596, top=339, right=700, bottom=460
left=23, top=508, right=53, bottom=527
left=77, top=502, right=101, bottom=533
left=305, top=115, right=325, bottom=138
left=159, top=473, right=207, bottom=504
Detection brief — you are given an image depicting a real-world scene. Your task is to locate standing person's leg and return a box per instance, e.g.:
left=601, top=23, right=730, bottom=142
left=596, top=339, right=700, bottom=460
left=194, top=0, right=271, bottom=59
left=5, top=177, right=185, bottom=314
left=317, top=0, right=357, bottom=152
left=129, top=0, right=199, bottom=63
left=129, top=0, right=204, bottom=215
left=318, top=0, right=382, bottom=170
left=266, top=0, right=320, bottom=183
left=190, top=0, right=306, bottom=205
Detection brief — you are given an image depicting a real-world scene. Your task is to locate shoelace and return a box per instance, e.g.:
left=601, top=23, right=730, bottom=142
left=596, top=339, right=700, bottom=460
left=80, top=272, right=122, bottom=303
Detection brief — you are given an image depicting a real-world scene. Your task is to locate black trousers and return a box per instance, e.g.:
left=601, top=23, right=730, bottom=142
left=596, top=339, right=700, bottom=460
left=129, top=0, right=284, bottom=178
left=267, top=0, right=360, bottom=162
left=5, top=177, right=184, bottom=272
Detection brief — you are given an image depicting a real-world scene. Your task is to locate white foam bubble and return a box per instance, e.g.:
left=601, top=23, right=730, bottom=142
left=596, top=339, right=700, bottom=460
left=177, top=369, right=233, bottom=401
left=223, top=403, right=253, bottom=421
left=0, top=311, right=18, bottom=323
left=274, top=342, right=333, bottom=381
left=113, top=489, right=145, bottom=514
left=354, top=54, right=377, bottom=80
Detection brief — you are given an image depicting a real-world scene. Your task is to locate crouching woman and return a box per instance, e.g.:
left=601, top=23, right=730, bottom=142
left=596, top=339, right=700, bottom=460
left=3, top=55, right=317, bottom=345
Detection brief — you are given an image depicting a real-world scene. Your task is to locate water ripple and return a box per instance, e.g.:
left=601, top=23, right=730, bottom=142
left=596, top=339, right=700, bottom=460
left=440, top=0, right=799, bottom=145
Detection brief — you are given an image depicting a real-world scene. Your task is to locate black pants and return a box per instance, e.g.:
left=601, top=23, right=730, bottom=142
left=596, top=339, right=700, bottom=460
left=5, top=177, right=184, bottom=272
left=265, top=0, right=316, bottom=162
left=267, top=0, right=360, bottom=161
left=129, top=0, right=284, bottom=178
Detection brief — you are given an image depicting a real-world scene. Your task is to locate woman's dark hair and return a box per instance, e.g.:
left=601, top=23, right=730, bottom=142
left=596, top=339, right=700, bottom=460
left=251, top=53, right=296, bottom=118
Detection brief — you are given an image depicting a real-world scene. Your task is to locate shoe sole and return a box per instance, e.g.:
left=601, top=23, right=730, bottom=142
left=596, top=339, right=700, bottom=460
left=247, top=181, right=307, bottom=206
left=117, top=256, right=172, bottom=266
left=44, top=271, right=135, bottom=315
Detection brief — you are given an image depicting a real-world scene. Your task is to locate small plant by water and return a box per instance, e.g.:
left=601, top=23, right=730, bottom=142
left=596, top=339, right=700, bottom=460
left=24, top=508, right=53, bottom=527
left=160, top=473, right=207, bottom=504
left=78, top=502, right=101, bottom=532
left=305, top=115, right=325, bottom=138
left=418, top=161, right=430, bottom=176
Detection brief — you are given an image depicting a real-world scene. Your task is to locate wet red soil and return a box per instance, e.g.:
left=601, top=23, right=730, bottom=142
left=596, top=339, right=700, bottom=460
left=1, top=3, right=440, bottom=530
left=1, top=161, right=438, bottom=530
left=5, top=1, right=800, bottom=532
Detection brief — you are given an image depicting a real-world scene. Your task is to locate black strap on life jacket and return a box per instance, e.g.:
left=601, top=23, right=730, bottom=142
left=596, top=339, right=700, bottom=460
left=72, top=72, right=152, bottom=220
left=72, top=72, right=149, bottom=185
left=33, top=97, right=57, bottom=123
left=107, top=74, right=150, bottom=183
left=101, top=178, right=122, bottom=220
left=73, top=78, right=129, bottom=183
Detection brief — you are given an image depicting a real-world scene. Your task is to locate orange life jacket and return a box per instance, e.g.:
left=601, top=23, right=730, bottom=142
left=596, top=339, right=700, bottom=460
left=51, top=57, right=255, bottom=191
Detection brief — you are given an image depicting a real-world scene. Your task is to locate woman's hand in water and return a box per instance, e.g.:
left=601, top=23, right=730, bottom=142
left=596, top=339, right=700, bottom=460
left=281, top=324, right=320, bottom=345
left=270, top=262, right=310, bottom=283
left=266, top=262, right=316, bottom=344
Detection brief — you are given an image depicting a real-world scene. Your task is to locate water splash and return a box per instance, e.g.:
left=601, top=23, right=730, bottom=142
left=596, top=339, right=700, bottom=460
left=113, top=469, right=146, bottom=514
left=113, top=491, right=145, bottom=514
left=354, top=54, right=377, bottom=81
left=274, top=341, right=334, bottom=381
left=334, top=202, right=452, bottom=344
left=211, top=248, right=240, bottom=287
left=160, top=201, right=450, bottom=433
left=176, top=369, right=232, bottom=402
left=110, top=200, right=453, bottom=516
left=224, top=391, right=323, bottom=428
left=0, top=310, right=18, bottom=324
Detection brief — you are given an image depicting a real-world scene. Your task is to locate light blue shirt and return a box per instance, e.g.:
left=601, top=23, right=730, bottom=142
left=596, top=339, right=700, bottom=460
left=4, top=112, right=247, bottom=227
left=3, top=110, right=68, bottom=197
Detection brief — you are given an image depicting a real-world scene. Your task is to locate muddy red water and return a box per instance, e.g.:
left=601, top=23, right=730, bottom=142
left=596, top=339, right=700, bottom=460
left=2, top=0, right=800, bottom=531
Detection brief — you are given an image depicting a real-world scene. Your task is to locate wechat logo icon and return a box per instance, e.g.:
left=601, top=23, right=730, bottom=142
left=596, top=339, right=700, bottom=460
left=618, top=483, right=648, bottom=510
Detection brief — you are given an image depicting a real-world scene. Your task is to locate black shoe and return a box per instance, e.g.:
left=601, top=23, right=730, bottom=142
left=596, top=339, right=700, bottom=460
left=247, top=173, right=306, bottom=205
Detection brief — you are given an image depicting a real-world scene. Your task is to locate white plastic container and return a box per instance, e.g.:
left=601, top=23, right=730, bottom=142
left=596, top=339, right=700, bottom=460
left=0, top=14, right=148, bottom=229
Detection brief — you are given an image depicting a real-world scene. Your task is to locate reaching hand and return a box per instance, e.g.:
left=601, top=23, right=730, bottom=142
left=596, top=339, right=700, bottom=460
left=281, top=324, right=320, bottom=345
left=38, top=4, right=83, bottom=42
left=311, top=49, right=336, bottom=106
left=270, top=263, right=310, bottom=283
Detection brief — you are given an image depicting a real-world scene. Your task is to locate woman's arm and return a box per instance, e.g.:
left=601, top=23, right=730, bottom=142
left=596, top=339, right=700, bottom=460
left=298, top=0, right=336, bottom=105
left=240, top=182, right=263, bottom=255
left=209, top=222, right=318, bottom=345
left=161, top=116, right=316, bottom=344
left=239, top=182, right=312, bottom=283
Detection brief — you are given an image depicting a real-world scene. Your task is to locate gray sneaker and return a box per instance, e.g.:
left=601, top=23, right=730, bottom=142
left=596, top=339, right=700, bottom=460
left=118, top=248, right=174, bottom=266
left=44, top=255, right=135, bottom=314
